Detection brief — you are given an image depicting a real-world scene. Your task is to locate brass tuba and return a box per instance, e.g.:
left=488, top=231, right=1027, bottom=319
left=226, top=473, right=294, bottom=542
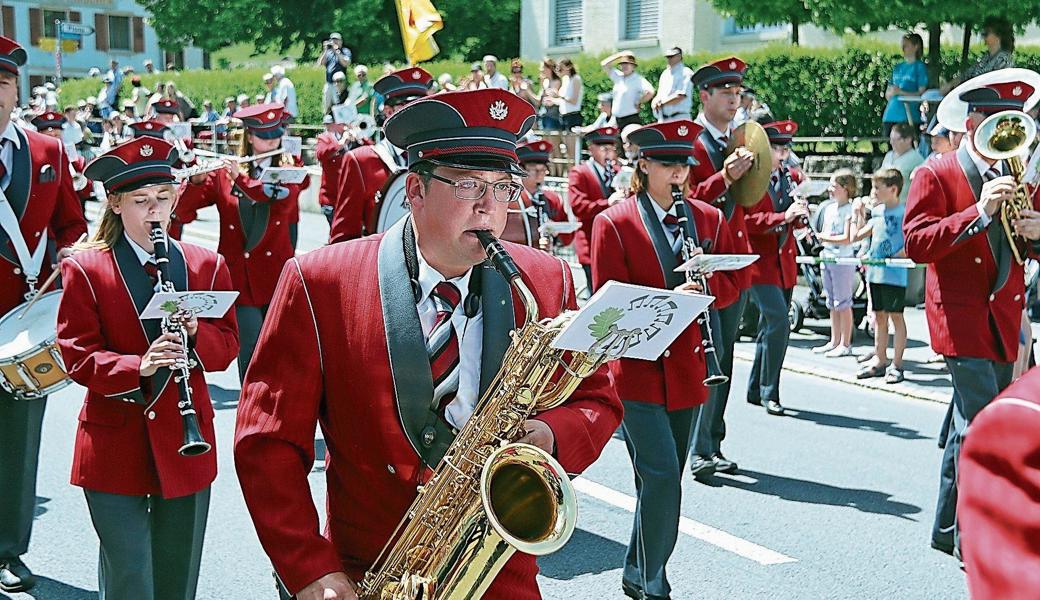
left=973, top=110, right=1038, bottom=264
left=357, top=232, right=629, bottom=600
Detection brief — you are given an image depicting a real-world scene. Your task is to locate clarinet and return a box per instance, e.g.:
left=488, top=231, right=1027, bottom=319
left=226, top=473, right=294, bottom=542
left=149, top=222, right=212, bottom=457
left=782, top=167, right=823, bottom=255
left=671, top=186, right=728, bottom=387
left=530, top=185, right=552, bottom=251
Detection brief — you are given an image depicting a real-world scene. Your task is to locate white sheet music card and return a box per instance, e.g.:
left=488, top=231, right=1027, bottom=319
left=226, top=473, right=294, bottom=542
left=168, top=122, right=192, bottom=141
left=540, top=221, right=581, bottom=236
left=332, top=103, right=357, bottom=124
left=282, top=135, right=302, bottom=158
left=551, top=281, right=713, bottom=361
left=141, top=291, right=239, bottom=320
left=259, top=167, right=309, bottom=185
left=675, top=253, right=759, bottom=274
left=792, top=179, right=830, bottom=198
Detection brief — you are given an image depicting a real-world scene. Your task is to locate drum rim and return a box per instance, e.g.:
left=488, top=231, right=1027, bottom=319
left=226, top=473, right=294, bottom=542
left=0, top=290, right=63, bottom=357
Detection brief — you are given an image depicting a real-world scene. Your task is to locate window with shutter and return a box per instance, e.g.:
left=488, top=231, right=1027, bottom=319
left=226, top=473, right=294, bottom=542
left=29, top=8, right=41, bottom=47
left=94, top=14, right=108, bottom=51
left=2, top=6, right=15, bottom=40
left=108, top=15, right=130, bottom=51
left=132, top=17, right=144, bottom=53
left=622, top=0, right=659, bottom=41
left=42, top=10, right=64, bottom=39
left=553, top=0, right=583, bottom=47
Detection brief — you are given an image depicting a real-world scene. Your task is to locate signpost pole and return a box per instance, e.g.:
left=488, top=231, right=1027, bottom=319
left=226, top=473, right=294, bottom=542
left=54, top=19, right=62, bottom=85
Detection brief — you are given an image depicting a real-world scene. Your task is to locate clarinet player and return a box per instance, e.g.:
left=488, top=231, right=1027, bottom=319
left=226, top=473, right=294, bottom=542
left=56, top=137, right=238, bottom=600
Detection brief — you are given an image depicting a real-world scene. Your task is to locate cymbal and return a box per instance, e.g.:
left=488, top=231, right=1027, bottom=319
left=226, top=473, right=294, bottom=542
left=726, top=120, right=772, bottom=207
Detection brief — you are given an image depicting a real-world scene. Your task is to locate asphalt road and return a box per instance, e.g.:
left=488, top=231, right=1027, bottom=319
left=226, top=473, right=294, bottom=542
left=3, top=208, right=968, bottom=599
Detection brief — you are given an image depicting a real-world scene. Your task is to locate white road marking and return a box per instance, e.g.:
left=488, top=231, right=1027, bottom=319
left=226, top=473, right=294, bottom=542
left=573, top=477, right=798, bottom=566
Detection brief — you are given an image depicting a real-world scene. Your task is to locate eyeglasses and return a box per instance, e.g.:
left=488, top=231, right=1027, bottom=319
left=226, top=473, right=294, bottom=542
left=426, top=172, right=523, bottom=203
left=511, top=68, right=523, bottom=73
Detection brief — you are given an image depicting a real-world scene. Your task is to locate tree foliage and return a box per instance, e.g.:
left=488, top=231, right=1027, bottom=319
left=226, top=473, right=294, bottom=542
left=709, top=0, right=811, bottom=43
left=142, top=0, right=519, bottom=64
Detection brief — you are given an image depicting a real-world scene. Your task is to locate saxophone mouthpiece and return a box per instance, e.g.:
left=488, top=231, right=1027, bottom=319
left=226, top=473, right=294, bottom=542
left=475, top=230, right=521, bottom=282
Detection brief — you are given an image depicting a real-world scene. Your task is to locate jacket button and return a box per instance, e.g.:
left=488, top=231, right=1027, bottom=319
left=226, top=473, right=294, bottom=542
left=989, top=294, right=995, bottom=301
left=147, top=411, right=156, bottom=420
left=1015, top=294, right=1022, bottom=301
left=244, top=251, right=250, bottom=259
left=736, top=231, right=743, bottom=238
left=694, top=346, right=701, bottom=353
left=421, top=425, right=436, bottom=447
left=275, top=220, right=281, bottom=226
left=34, top=231, right=40, bottom=237
left=663, top=349, right=671, bottom=358
left=387, top=464, right=396, bottom=475
left=265, top=251, right=272, bottom=256
left=123, top=397, right=133, bottom=403
left=229, top=224, right=235, bottom=230
left=13, top=267, right=20, bottom=275
left=974, top=257, right=982, bottom=264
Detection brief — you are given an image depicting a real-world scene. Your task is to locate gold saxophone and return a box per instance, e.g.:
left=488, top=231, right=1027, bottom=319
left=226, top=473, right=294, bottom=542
left=974, top=109, right=1038, bottom=264
left=357, top=232, right=629, bottom=600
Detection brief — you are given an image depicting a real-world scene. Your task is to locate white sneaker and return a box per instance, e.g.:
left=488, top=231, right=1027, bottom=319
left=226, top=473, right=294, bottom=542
left=812, top=342, right=837, bottom=354
left=824, top=345, right=852, bottom=358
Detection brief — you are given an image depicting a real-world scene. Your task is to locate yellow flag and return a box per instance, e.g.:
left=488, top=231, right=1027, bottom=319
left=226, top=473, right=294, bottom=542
left=394, top=0, right=443, bottom=65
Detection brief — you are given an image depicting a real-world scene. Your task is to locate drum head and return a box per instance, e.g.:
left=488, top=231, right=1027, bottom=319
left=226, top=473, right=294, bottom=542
left=372, top=170, right=410, bottom=234
left=0, top=291, right=62, bottom=358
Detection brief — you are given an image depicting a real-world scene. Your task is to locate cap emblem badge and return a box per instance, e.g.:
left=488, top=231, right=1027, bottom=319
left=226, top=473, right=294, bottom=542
left=729, top=61, right=737, bottom=69
left=785, top=124, right=793, bottom=131
left=1013, top=86, right=1023, bottom=97
left=411, top=70, right=421, bottom=79
left=267, top=111, right=276, bottom=119
left=140, top=144, right=154, bottom=157
left=489, top=100, right=508, bottom=120
left=677, top=125, right=689, bottom=136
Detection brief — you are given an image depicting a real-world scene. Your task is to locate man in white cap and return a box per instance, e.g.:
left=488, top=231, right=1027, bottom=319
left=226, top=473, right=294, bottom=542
left=317, top=32, right=352, bottom=113
left=652, top=47, right=694, bottom=122
left=270, top=65, right=298, bottom=118
left=482, top=54, right=508, bottom=89
left=349, top=64, right=375, bottom=115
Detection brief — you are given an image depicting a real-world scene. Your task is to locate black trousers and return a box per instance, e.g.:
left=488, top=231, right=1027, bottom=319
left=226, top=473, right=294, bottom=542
left=0, top=393, right=46, bottom=558
left=747, top=285, right=793, bottom=405
left=235, top=305, right=268, bottom=383
left=933, top=356, right=1013, bottom=551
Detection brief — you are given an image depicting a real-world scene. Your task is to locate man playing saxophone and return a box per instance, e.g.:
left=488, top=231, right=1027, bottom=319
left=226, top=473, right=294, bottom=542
left=234, top=88, right=622, bottom=600
left=904, top=75, right=1040, bottom=559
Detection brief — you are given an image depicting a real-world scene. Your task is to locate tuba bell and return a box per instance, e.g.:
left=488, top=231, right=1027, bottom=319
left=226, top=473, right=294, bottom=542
left=973, top=109, right=1037, bottom=264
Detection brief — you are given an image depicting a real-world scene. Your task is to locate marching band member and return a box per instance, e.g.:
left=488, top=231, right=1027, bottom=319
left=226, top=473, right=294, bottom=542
left=315, top=115, right=350, bottom=226
left=0, top=36, right=87, bottom=593
left=904, top=77, right=1040, bottom=557
left=130, top=120, right=197, bottom=240
left=516, top=139, right=574, bottom=251
left=568, top=126, right=619, bottom=287
left=742, top=120, right=807, bottom=418
left=56, top=137, right=238, bottom=600
left=592, top=120, right=740, bottom=600
left=234, top=88, right=621, bottom=600
left=685, top=56, right=757, bottom=477
left=178, top=102, right=303, bottom=381
left=327, top=67, right=432, bottom=243
left=31, top=111, right=95, bottom=214
left=958, top=365, right=1040, bottom=597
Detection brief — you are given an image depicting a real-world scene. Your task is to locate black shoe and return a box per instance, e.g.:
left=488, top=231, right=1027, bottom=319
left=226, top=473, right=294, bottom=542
left=712, top=453, right=738, bottom=474
left=0, top=556, right=36, bottom=593
left=622, top=579, right=643, bottom=599
left=689, top=455, right=716, bottom=479
left=746, top=397, right=761, bottom=406
left=765, top=400, right=785, bottom=416
left=930, top=539, right=955, bottom=557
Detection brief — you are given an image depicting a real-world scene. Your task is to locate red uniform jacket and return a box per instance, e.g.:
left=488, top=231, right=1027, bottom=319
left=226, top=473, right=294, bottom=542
left=328, top=141, right=403, bottom=243
left=0, top=126, right=87, bottom=313
left=904, top=147, right=1040, bottom=362
left=689, top=129, right=752, bottom=290
left=57, top=238, right=238, bottom=498
left=744, top=167, right=805, bottom=289
left=234, top=220, right=622, bottom=596
left=314, top=132, right=346, bottom=209
left=959, top=366, right=1040, bottom=599
left=591, top=193, right=740, bottom=410
left=178, top=168, right=301, bottom=307
left=568, top=160, right=614, bottom=265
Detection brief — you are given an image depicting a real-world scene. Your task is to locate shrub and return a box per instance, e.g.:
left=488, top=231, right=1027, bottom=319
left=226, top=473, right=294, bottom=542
left=57, top=41, right=1040, bottom=137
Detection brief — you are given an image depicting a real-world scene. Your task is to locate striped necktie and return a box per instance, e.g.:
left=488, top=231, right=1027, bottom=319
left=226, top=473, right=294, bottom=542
left=0, top=139, right=9, bottom=186
left=427, top=281, right=462, bottom=413
left=983, top=165, right=1001, bottom=182
left=663, top=213, right=683, bottom=259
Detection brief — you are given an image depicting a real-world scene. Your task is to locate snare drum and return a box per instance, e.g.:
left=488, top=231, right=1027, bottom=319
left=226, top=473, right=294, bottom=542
left=0, top=290, right=70, bottom=400
left=367, top=170, right=410, bottom=235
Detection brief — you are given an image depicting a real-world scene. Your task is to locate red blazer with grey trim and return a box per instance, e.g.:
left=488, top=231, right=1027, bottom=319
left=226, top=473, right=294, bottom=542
left=57, top=240, right=238, bottom=498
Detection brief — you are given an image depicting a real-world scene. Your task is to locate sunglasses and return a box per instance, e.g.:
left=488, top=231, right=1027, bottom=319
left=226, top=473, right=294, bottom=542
left=511, top=68, right=523, bottom=73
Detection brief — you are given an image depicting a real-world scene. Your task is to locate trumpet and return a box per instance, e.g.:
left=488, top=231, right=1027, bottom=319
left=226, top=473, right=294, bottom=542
left=173, top=147, right=285, bottom=181
left=148, top=222, right=211, bottom=457
left=69, top=163, right=88, bottom=192
left=673, top=185, right=728, bottom=386
left=974, top=109, right=1037, bottom=264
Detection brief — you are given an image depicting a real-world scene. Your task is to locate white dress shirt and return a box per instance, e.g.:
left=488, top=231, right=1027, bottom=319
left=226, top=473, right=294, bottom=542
left=0, top=120, right=22, bottom=185
left=415, top=245, right=484, bottom=430
left=609, top=69, right=655, bottom=118
left=655, top=63, right=694, bottom=118
left=648, top=194, right=681, bottom=247
left=484, top=71, right=509, bottom=90
left=695, top=113, right=731, bottom=149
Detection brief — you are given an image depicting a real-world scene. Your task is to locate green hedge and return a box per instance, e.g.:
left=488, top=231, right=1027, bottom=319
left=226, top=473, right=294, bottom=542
left=57, top=41, right=1040, bottom=136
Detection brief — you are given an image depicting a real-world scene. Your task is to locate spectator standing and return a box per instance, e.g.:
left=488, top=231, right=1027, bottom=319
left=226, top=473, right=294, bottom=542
left=507, top=60, right=536, bottom=106
left=462, top=63, right=486, bottom=91
left=104, top=59, right=124, bottom=105
left=143, top=59, right=157, bottom=74
left=882, top=33, right=928, bottom=134
left=652, top=47, right=694, bottom=122
left=852, top=168, right=908, bottom=383
left=130, top=76, right=149, bottom=117
left=43, top=82, right=58, bottom=110
left=556, top=58, right=583, bottom=129
left=881, top=123, right=924, bottom=201
left=263, top=72, right=276, bottom=103
left=813, top=170, right=860, bottom=358
left=317, top=32, right=352, bottom=113
left=600, top=51, right=654, bottom=129
left=943, top=16, right=1016, bottom=93
left=537, top=58, right=563, bottom=130
left=164, top=81, right=195, bottom=121
left=328, top=71, right=350, bottom=114
left=237, top=94, right=251, bottom=109
left=271, top=65, right=298, bottom=119
left=199, top=100, right=219, bottom=123
left=348, top=65, right=375, bottom=114
left=96, top=75, right=115, bottom=118
left=482, top=55, right=508, bottom=89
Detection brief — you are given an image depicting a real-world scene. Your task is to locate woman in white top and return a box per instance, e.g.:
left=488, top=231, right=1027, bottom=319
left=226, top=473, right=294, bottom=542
left=556, top=58, right=584, bottom=130
left=537, top=58, right=563, bottom=130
